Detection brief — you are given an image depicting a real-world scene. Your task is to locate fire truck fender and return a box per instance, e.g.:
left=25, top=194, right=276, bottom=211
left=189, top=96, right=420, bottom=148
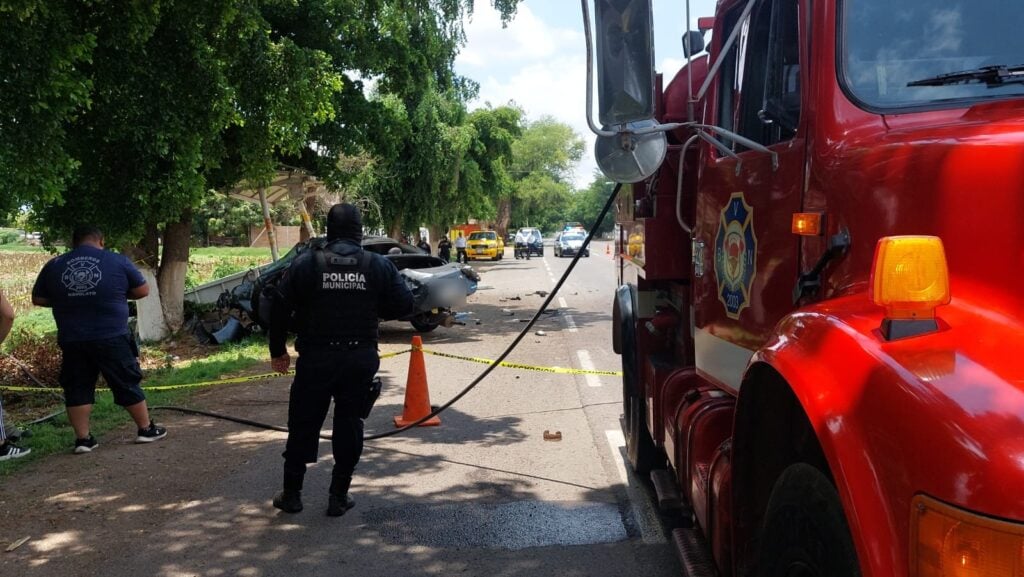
left=739, top=309, right=904, bottom=577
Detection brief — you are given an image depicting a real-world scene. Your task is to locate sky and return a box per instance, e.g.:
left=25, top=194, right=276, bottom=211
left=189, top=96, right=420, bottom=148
left=455, top=0, right=718, bottom=189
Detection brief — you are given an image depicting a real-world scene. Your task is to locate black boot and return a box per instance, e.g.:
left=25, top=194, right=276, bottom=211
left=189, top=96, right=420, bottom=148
left=327, top=472, right=355, bottom=517
left=273, top=490, right=303, bottom=513
left=273, top=469, right=305, bottom=513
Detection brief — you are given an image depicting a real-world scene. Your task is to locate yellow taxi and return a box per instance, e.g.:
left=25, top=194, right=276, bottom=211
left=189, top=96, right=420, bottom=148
left=467, top=230, right=505, bottom=261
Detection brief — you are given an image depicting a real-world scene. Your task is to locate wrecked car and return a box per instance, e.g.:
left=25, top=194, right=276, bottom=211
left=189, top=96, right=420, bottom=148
left=193, top=236, right=479, bottom=341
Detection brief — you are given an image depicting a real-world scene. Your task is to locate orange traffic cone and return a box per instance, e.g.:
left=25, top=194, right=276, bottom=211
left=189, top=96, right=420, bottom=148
left=606, top=243, right=611, bottom=256
left=394, top=335, right=441, bottom=427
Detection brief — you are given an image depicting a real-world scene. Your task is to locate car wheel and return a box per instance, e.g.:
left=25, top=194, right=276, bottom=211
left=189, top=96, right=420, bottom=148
left=756, top=464, right=861, bottom=577
left=410, top=318, right=440, bottom=333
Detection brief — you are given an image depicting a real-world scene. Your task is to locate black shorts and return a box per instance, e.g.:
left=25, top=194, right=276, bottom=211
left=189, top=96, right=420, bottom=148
left=59, top=334, right=146, bottom=407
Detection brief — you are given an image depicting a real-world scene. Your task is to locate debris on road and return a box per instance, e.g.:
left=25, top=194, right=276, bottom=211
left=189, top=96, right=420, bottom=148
left=534, top=290, right=549, bottom=297
left=536, top=330, right=547, bottom=336
left=543, top=430, right=562, bottom=441
left=6, top=536, right=30, bottom=552
left=501, top=308, right=514, bottom=315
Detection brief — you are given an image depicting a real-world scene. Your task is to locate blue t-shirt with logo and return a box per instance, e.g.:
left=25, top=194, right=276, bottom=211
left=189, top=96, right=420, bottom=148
left=32, top=245, right=147, bottom=344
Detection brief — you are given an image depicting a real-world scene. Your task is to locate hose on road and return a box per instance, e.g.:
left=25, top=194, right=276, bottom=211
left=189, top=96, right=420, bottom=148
left=30, top=183, right=623, bottom=442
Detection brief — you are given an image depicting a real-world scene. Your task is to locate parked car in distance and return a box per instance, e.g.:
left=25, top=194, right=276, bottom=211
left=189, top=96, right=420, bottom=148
left=467, top=230, right=504, bottom=261
left=515, top=227, right=544, bottom=258
left=554, top=230, right=589, bottom=258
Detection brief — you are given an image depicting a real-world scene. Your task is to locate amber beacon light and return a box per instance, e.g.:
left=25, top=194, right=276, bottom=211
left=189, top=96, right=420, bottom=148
left=870, top=236, right=950, bottom=340
left=791, top=212, right=823, bottom=236
left=911, top=494, right=1024, bottom=577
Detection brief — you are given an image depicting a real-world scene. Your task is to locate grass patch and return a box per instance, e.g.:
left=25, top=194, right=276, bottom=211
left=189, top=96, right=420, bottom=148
left=0, top=244, right=45, bottom=253
left=7, top=308, right=57, bottom=343
left=141, top=337, right=269, bottom=388
left=0, top=387, right=191, bottom=476
left=0, top=336, right=272, bottom=475
left=191, top=246, right=273, bottom=258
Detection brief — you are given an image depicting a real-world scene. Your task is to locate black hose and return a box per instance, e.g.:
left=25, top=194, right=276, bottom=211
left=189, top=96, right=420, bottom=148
left=146, top=184, right=624, bottom=441
left=363, top=182, right=622, bottom=440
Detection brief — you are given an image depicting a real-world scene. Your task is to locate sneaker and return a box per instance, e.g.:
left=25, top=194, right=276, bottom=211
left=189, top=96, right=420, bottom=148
left=0, top=442, right=31, bottom=461
left=74, top=435, right=99, bottom=454
left=135, top=422, right=167, bottom=444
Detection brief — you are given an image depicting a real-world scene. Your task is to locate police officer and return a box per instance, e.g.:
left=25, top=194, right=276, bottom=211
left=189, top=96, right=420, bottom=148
left=268, top=203, right=413, bottom=516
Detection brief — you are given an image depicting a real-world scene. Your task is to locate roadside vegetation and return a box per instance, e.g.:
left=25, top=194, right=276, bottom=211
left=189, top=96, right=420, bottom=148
left=0, top=240, right=276, bottom=469
left=0, top=337, right=267, bottom=475
left=0, top=0, right=614, bottom=469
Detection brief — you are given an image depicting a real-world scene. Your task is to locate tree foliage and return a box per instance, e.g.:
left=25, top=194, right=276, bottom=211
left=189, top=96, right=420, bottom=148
left=507, top=117, right=585, bottom=233
left=569, top=173, right=617, bottom=235
left=0, top=0, right=523, bottom=333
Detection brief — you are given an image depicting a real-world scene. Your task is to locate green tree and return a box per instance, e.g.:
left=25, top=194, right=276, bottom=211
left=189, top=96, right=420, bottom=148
left=1, top=0, right=522, bottom=337
left=569, top=173, right=617, bottom=235
left=506, top=117, right=585, bottom=233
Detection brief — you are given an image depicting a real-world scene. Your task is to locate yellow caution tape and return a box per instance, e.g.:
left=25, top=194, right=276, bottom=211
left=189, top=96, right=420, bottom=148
left=0, top=348, right=414, bottom=394
left=419, top=347, right=622, bottom=377
left=0, top=345, right=621, bottom=394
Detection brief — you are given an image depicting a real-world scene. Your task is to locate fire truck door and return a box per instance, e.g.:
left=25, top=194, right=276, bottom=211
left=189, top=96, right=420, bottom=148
left=692, top=0, right=806, bottom=393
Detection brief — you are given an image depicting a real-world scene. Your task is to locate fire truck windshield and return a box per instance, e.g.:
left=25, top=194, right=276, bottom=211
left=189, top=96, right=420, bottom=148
left=841, top=0, right=1024, bottom=110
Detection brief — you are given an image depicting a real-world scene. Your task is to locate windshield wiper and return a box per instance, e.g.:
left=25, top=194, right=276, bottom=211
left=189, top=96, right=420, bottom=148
left=907, top=64, right=1024, bottom=87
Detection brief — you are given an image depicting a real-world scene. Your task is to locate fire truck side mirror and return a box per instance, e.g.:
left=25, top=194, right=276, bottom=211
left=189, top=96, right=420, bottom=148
left=594, top=0, right=656, bottom=126
left=682, top=30, right=705, bottom=57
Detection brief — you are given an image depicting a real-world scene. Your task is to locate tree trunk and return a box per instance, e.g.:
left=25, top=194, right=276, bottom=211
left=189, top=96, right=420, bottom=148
left=127, top=221, right=168, bottom=342
left=496, top=197, right=512, bottom=238
left=299, top=195, right=317, bottom=242
left=124, top=221, right=160, bottom=268
left=388, top=208, right=404, bottom=241
left=158, top=209, right=192, bottom=333
left=136, top=267, right=170, bottom=342
left=428, top=225, right=445, bottom=250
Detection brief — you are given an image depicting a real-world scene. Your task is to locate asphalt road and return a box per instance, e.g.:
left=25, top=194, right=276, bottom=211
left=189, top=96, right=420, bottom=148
left=0, top=240, right=681, bottom=577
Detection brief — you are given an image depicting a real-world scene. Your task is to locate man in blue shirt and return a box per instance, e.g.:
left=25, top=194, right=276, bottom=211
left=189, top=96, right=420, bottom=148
left=32, top=225, right=167, bottom=453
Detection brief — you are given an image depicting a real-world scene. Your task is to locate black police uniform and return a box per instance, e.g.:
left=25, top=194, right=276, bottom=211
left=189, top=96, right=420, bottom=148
left=268, top=228, right=413, bottom=515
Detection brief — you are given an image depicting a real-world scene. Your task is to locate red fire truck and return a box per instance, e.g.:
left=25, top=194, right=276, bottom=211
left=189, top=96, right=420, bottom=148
left=587, top=0, right=1024, bottom=576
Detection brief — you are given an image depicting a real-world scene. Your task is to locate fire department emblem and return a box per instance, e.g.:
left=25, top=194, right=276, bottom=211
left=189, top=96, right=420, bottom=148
left=61, top=257, right=103, bottom=294
left=714, top=193, right=757, bottom=319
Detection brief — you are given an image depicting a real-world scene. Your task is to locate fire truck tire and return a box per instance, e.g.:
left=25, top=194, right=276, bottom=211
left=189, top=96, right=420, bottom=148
left=614, top=284, right=656, bottom=472
left=756, top=463, right=860, bottom=577
left=612, top=284, right=635, bottom=355
left=625, top=386, right=658, bottom=474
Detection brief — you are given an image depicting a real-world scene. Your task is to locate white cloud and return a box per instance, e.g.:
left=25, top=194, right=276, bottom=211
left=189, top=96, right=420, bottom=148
left=457, top=5, right=581, bottom=69
left=459, top=4, right=597, bottom=189
left=457, top=2, right=714, bottom=189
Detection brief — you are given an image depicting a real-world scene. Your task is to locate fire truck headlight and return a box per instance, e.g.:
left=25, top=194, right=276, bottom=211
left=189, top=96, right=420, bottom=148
left=870, top=236, right=950, bottom=320
left=912, top=494, right=1024, bottom=577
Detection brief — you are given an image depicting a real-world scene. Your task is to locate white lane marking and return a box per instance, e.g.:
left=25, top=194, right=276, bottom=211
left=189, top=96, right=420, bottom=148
left=605, top=429, right=666, bottom=544
left=558, top=297, right=568, bottom=308
left=605, top=429, right=629, bottom=483
left=549, top=274, right=558, bottom=284
left=577, top=350, right=602, bottom=387
left=564, top=314, right=578, bottom=333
